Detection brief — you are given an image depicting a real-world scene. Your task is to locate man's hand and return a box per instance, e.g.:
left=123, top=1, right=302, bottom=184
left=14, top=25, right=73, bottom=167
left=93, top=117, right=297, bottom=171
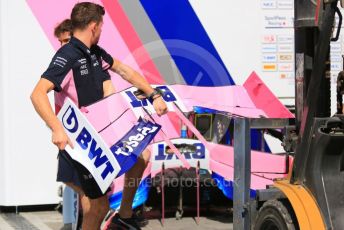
left=52, top=127, right=74, bottom=150
left=152, top=96, right=168, bottom=116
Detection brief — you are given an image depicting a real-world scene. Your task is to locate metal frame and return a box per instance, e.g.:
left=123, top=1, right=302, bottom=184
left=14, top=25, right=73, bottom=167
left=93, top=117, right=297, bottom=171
left=233, top=117, right=289, bottom=230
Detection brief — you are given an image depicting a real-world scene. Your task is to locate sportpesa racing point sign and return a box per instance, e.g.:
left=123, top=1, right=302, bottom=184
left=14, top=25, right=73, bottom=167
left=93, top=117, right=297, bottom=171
left=57, top=98, right=160, bottom=193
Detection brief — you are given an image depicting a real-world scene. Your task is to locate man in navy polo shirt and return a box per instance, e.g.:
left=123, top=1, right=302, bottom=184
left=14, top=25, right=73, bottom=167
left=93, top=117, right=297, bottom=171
left=31, top=2, right=167, bottom=230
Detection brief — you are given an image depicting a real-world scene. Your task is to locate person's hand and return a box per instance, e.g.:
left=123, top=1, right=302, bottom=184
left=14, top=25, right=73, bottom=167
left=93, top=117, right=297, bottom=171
left=52, top=127, right=74, bottom=150
left=152, top=96, right=168, bottom=116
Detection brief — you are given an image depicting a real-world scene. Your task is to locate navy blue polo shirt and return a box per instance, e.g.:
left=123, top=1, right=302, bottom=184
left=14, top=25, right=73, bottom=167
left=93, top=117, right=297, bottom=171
left=42, top=37, right=114, bottom=111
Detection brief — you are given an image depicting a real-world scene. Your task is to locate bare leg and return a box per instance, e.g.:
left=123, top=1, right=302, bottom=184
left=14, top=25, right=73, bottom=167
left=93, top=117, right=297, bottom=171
left=81, top=194, right=109, bottom=230
left=118, top=149, right=151, bottom=218
left=65, top=182, right=109, bottom=230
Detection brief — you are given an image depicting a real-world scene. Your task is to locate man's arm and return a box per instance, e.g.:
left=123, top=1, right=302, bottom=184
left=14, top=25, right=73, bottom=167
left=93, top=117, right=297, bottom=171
left=30, top=78, right=73, bottom=150
left=110, top=59, right=168, bottom=116
left=111, top=60, right=155, bottom=95
left=103, top=79, right=116, bottom=97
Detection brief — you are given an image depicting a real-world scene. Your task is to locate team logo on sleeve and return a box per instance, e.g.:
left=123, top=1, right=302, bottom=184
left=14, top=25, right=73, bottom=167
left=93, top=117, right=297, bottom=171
left=53, top=56, right=68, bottom=68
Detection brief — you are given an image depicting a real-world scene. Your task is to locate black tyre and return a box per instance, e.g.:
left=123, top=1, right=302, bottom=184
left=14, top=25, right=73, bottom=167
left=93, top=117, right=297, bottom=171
left=254, top=200, right=297, bottom=230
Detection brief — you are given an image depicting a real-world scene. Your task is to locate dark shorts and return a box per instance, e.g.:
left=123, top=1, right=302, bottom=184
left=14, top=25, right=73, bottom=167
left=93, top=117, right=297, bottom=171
left=57, top=150, right=108, bottom=199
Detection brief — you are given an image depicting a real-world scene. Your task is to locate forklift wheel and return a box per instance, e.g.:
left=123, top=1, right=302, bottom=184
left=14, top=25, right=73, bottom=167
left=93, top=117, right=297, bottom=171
left=254, top=200, right=297, bottom=230
left=175, top=209, right=183, bottom=220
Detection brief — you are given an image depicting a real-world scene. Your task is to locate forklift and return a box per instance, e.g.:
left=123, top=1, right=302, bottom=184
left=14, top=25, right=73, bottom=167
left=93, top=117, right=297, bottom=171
left=247, top=0, right=344, bottom=229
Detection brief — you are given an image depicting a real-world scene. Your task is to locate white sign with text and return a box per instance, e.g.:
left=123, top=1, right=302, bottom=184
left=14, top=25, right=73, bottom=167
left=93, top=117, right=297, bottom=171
left=57, top=98, right=120, bottom=193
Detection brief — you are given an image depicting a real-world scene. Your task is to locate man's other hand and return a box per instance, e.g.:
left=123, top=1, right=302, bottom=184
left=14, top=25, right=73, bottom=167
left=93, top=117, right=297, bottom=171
left=52, top=128, right=74, bottom=150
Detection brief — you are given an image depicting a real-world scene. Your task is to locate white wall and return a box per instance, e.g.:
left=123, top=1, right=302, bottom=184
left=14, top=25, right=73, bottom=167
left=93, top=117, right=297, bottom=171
left=0, top=0, right=6, bottom=204
left=190, top=0, right=295, bottom=103
left=0, top=0, right=60, bottom=206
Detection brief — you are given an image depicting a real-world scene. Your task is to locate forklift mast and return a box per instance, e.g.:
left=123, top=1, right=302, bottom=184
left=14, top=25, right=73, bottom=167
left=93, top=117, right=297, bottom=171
left=294, top=0, right=334, bottom=140
left=292, top=0, right=344, bottom=229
